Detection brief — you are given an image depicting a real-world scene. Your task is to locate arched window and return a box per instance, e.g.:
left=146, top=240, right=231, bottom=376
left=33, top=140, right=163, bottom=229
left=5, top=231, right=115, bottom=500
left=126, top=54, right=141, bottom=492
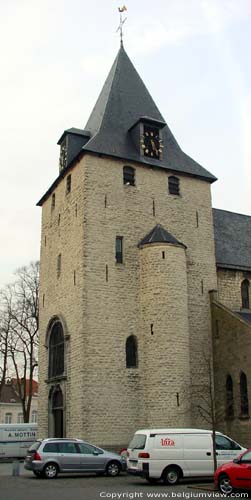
left=48, top=322, right=64, bottom=378
left=123, top=166, right=135, bottom=186
left=241, top=279, right=250, bottom=309
left=126, top=335, right=138, bottom=368
left=226, top=375, right=234, bottom=417
left=168, top=176, right=180, bottom=195
left=18, top=412, right=24, bottom=423
left=240, top=371, right=249, bottom=416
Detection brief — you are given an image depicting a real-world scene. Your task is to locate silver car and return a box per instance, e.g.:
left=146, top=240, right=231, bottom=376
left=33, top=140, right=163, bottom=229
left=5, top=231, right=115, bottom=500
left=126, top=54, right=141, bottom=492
left=24, top=438, right=126, bottom=479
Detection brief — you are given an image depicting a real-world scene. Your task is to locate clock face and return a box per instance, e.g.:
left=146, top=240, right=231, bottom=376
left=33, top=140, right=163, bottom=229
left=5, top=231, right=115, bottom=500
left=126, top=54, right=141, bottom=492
left=59, top=141, right=67, bottom=171
left=140, top=127, right=163, bottom=158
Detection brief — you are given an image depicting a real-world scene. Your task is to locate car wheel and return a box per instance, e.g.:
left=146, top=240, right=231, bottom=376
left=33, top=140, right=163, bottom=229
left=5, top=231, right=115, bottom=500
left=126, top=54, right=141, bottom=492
left=43, top=462, right=58, bottom=479
left=33, top=471, right=42, bottom=478
left=162, top=466, right=181, bottom=485
left=218, top=474, right=233, bottom=495
left=106, top=461, right=121, bottom=477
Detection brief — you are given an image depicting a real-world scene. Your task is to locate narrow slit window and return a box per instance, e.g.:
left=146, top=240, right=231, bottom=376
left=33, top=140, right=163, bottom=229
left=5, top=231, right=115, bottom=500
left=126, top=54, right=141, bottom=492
left=66, top=174, right=71, bottom=194
left=57, top=254, right=62, bottom=278
left=168, top=176, right=180, bottom=196
left=115, top=236, right=123, bottom=264
left=51, top=193, right=56, bottom=210
left=123, top=166, right=135, bottom=186
left=126, top=335, right=138, bottom=368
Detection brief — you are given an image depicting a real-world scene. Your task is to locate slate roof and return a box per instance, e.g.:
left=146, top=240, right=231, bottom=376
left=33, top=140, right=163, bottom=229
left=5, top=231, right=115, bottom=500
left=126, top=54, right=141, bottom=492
left=138, top=224, right=186, bottom=248
left=213, top=208, right=251, bottom=271
left=82, top=45, right=216, bottom=183
left=37, top=45, right=218, bottom=206
left=57, top=128, right=90, bottom=145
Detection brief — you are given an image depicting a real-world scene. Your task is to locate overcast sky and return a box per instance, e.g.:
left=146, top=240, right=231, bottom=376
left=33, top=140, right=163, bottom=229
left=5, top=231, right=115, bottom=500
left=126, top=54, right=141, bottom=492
left=1, top=0, right=251, bottom=288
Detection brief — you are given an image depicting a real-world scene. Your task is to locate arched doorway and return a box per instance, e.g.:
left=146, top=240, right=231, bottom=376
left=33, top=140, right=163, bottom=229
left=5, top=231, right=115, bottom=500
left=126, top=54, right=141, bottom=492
left=49, top=385, right=64, bottom=437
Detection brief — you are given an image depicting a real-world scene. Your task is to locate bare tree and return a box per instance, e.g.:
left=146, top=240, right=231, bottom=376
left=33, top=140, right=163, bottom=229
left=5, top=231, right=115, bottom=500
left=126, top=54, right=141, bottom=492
left=0, top=261, right=39, bottom=422
left=0, top=307, right=11, bottom=399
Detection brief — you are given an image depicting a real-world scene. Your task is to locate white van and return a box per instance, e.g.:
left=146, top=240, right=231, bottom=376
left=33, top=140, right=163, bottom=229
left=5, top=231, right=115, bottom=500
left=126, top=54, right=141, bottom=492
left=0, top=423, right=38, bottom=458
left=127, top=428, right=246, bottom=484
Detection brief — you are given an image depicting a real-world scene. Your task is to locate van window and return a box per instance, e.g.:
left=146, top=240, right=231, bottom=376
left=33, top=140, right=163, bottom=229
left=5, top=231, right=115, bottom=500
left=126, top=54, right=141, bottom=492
left=215, top=435, right=241, bottom=450
left=129, top=434, right=146, bottom=450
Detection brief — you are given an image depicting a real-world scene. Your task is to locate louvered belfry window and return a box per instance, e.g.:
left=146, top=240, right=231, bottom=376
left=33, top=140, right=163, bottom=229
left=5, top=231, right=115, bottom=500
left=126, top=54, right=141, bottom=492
left=168, top=175, right=180, bottom=195
left=49, top=322, right=64, bottom=378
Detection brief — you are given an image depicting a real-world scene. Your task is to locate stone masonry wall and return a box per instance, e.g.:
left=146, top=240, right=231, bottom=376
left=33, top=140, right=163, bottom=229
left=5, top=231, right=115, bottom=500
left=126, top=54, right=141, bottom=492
left=140, top=243, right=191, bottom=427
left=211, top=295, right=251, bottom=447
left=81, top=154, right=217, bottom=447
left=217, top=269, right=251, bottom=311
left=38, top=153, right=217, bottom=449
left=38, top=161, right=87, bottom=439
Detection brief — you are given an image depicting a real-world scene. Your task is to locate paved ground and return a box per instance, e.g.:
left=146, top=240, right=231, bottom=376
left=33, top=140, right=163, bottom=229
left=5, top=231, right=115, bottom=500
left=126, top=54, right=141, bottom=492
left=0, top=462, right=243, bottom=500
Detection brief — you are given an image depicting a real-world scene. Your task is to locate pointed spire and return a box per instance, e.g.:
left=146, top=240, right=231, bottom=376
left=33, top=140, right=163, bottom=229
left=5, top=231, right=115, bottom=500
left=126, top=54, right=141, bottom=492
left=82, top=46, right=216, bottom=183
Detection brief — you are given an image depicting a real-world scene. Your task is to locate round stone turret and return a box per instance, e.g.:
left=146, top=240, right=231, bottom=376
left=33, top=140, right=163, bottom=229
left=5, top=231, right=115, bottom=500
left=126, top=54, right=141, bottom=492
left=139, top=224, right=191, bottom=427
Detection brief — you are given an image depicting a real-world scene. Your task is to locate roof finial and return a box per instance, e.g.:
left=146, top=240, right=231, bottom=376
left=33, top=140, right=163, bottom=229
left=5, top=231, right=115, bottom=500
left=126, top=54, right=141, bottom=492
left=117, top=5, right=127, bottom=47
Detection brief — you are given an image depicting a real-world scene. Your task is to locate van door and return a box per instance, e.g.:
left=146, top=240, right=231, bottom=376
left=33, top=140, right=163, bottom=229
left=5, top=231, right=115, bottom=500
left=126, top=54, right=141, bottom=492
left=215, top=435, right=243, bottom=467
left=183, top=434, right=214, bottom=476
left=127, top=433, right=147, bottom=473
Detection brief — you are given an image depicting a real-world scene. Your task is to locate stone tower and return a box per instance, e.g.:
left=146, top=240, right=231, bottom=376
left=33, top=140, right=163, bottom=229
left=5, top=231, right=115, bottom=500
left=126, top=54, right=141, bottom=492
left=37, top=44, right=217, bottom=449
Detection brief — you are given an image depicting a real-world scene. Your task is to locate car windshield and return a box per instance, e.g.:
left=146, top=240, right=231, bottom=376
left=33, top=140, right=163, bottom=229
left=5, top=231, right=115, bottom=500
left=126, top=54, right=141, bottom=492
left=128, top=434, right=146, bottom=450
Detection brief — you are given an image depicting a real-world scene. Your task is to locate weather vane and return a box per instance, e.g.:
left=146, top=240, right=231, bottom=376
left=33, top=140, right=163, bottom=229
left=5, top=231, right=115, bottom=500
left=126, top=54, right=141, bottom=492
left=117, top=5, right=127, bottom=46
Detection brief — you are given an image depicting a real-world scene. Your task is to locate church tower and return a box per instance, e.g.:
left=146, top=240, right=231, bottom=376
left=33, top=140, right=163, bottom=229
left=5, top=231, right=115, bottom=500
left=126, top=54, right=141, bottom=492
left=37, top=44, right=217, bottom=448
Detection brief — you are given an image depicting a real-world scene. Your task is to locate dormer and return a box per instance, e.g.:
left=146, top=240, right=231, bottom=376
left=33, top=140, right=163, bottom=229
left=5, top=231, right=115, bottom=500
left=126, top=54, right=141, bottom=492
left=129, top=116, right=166, bottom=160
left=57, top=128, right=90, bottom=173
